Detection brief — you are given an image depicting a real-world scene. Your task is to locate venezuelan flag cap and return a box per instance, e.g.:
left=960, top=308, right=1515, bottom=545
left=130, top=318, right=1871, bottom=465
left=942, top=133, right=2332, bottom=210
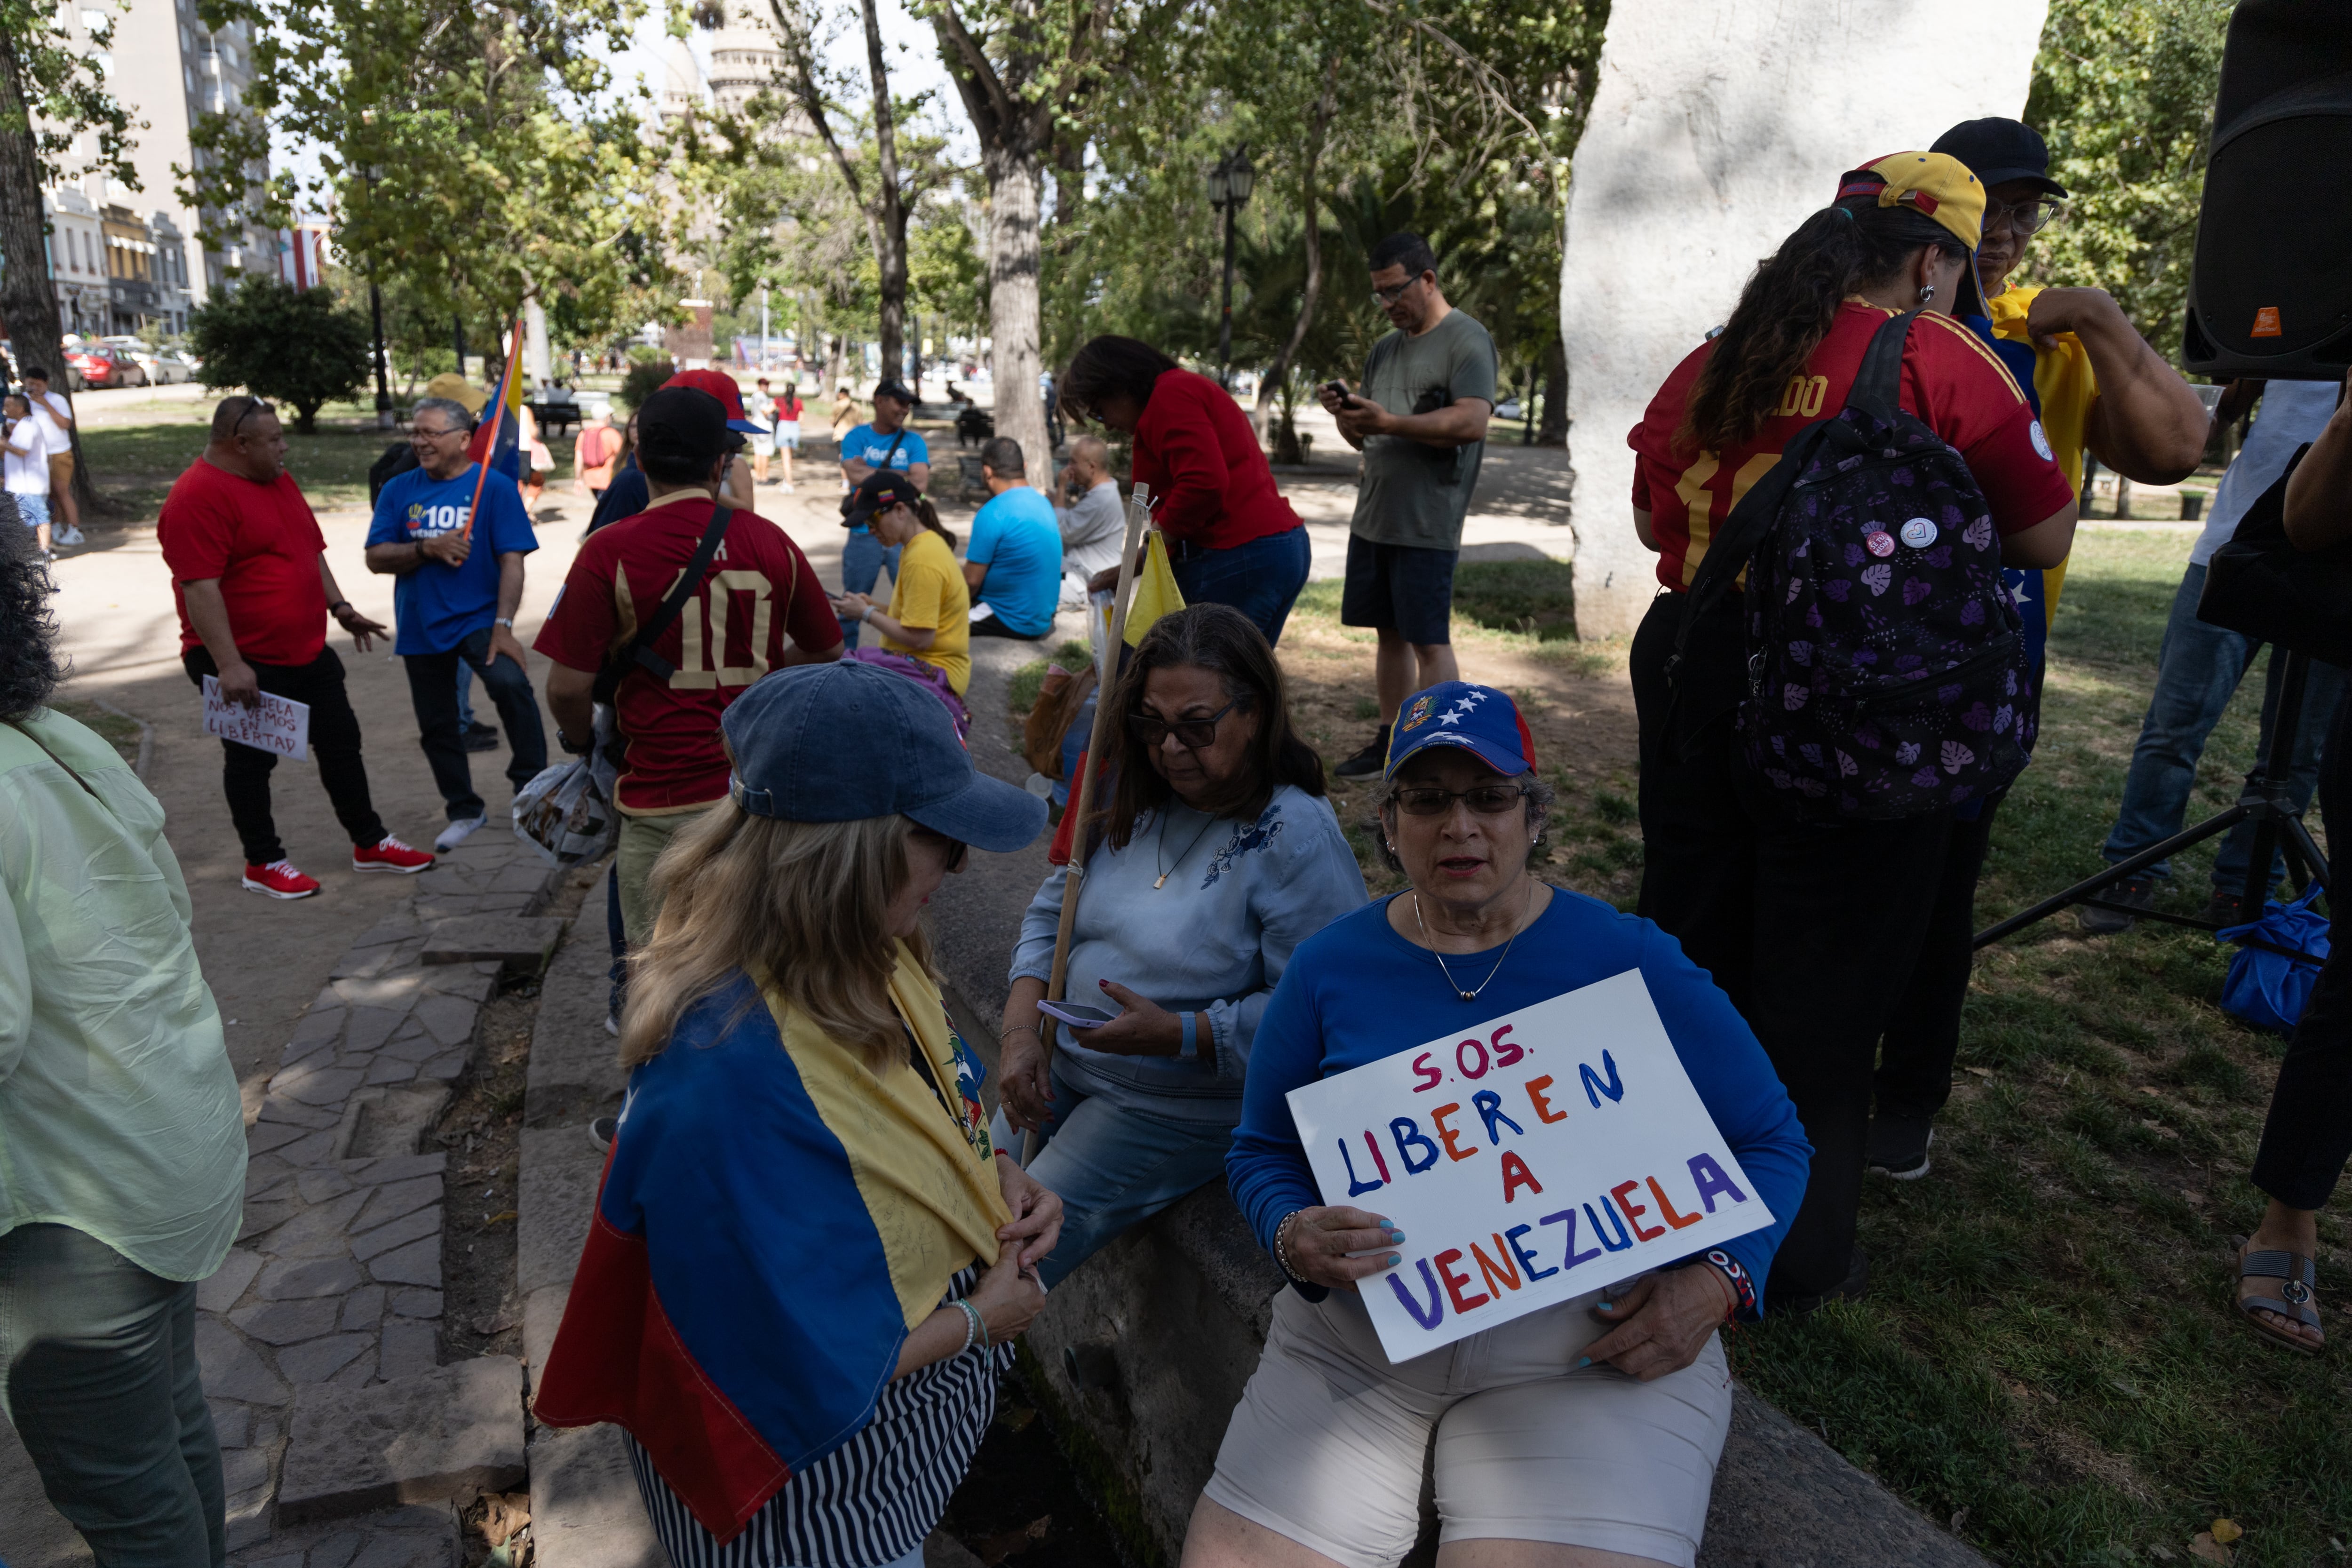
left=1836, top=151, right=1986, bottom=252
left=1384, top=681, right=1536, bottom=782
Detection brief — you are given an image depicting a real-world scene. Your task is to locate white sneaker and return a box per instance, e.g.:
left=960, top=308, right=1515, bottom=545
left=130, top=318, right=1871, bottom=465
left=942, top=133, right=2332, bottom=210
left=433, top=815, right=488, bottom=852
left=604, top=1013, right=620, bottom=1037
left=56, top=525, right=84, bottom=547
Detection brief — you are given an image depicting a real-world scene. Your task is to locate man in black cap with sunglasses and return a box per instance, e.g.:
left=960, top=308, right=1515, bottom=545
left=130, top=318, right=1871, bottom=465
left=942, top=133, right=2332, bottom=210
left=1861, top=119, right=2215, bottom=1185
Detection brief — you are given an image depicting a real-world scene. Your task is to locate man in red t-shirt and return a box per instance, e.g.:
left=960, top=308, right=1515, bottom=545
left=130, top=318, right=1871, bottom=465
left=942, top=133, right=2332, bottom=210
left=161, top=397, right=435, bottom=899
left=535, top=385, right=843, bottom=947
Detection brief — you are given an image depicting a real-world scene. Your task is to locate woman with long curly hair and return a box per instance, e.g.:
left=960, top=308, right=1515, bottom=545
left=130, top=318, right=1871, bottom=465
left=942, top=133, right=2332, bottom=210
left=1623, top=152, right=2077, bottom=1311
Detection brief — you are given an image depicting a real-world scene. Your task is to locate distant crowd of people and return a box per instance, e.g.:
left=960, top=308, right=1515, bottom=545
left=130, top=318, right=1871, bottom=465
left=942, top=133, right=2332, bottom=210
left=8, top=107, right=2352, bottom=1568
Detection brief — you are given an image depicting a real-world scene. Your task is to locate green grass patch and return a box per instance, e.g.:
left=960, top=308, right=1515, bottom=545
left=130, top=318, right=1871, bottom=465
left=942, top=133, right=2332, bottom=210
left=1290, top=559, right=1625, bottom=675
left=1715, top=523, right=2352, bottom=1566
left=1008, top=641, right=1096, bottom=713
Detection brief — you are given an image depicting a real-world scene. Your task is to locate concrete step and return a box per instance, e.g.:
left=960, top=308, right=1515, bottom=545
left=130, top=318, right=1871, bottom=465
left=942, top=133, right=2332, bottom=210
left=277, top=1358, right=526, bottom=1525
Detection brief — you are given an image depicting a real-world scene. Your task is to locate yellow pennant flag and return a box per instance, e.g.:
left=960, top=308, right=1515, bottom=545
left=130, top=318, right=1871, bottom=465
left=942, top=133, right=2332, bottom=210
left=1122, top=531, right=1186, bottom=647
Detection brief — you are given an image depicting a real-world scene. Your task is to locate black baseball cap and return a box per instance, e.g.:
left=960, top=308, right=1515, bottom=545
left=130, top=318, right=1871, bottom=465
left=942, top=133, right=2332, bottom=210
left=872, top=378, right=915, bottom=405
left=841, top=469, right=921, bottom=528
left=1930, top=118, right=2068, bottom=199
left=636, top=386, right=744, bottom=478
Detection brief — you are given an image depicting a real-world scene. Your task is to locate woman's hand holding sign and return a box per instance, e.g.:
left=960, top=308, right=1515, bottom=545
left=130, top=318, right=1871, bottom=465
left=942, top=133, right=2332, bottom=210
left=1277, top=1208, right=1405, bottom=1290
left=1578, top=1266, right=1736, bottom=1382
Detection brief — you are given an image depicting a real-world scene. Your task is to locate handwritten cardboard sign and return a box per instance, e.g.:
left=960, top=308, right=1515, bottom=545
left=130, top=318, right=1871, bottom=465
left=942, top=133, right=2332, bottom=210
left=202, top=676, right=310, bottom=762
left=1285, top=968, right=1773, bottom=1361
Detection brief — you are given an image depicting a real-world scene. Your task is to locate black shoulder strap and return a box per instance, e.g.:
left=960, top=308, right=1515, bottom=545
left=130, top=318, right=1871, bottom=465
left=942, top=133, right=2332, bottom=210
left=593, top=504, right=733, bottom=703
left=1847, top=310, right=1919, bottom=427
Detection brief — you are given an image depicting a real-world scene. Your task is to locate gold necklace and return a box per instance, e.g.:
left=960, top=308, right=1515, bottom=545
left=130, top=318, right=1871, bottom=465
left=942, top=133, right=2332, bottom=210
left=1154, top=809, right=1221, bottom=891
left=1411, top=879, right=1535, bottom=1003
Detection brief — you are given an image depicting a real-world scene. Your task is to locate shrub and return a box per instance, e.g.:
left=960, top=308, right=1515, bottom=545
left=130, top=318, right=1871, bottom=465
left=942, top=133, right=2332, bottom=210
left=187, top=278, right=372, bottom=434
left=618, top=356, right=675, bottom=411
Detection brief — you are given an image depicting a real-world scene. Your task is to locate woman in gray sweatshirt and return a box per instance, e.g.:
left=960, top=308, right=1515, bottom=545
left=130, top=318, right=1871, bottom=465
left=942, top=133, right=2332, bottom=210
left=997, top=605, right=1367, bottom=1286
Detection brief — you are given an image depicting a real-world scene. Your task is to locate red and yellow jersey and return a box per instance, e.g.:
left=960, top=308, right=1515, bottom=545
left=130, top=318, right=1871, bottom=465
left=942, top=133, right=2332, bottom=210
left=1628, top=302, right=2075, bottom=592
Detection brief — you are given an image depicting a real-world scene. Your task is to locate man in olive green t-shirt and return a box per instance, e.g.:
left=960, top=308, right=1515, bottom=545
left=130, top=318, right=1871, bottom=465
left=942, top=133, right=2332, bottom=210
left=1319, top=231, right=1497, bottom=779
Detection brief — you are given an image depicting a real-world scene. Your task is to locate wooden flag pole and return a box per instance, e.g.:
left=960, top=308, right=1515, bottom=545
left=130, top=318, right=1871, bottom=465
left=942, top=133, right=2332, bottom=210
left=1026, top=482, right=1155, bottom=1162
left=462, top=311, right=525, bottom=540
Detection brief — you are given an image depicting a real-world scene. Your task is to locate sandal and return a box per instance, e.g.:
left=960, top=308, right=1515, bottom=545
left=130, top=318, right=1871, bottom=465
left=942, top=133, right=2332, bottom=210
left=2232, top=1235, right=2323, bottom=1355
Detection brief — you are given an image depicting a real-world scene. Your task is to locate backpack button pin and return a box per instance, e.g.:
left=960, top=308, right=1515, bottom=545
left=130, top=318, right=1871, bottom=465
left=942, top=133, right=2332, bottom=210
left=1865, top=530, right=1897, bottom=558
left=1899, top=517, right=1938, bottom=549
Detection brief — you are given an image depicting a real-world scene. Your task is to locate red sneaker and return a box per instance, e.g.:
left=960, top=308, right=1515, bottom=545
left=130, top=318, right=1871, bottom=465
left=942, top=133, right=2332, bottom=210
left=352, top=836, right=434, bottom=875
left=242, top=860, right=321, bottom=899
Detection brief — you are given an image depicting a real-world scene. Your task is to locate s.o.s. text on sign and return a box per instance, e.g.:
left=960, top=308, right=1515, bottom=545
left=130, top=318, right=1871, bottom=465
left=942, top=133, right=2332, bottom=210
left=201, top=675, right=310, bottom=762
left=1285, top=969, right=1772, bottom=1361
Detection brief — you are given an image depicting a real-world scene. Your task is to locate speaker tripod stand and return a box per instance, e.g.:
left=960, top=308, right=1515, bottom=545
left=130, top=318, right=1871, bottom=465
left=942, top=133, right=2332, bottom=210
left=1975, top=645, right=2332, bottom=955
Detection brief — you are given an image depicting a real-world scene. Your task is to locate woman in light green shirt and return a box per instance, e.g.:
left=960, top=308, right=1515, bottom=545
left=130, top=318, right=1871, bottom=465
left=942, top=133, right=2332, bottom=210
left=0, top=516, right=246, bottom=1564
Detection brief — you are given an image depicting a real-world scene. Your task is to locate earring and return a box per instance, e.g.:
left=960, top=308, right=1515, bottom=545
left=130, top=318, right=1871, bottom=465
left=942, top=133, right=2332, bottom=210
left=1917, top=284, right=1937, bottom=303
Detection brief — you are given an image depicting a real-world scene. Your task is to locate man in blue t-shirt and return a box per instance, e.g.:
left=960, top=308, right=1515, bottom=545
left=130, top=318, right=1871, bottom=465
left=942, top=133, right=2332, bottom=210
left=366, top=393, right=548, bottom=851
left=834, top=378, right=931, bottom=648
left=964, top=437, right=1063, bottom=640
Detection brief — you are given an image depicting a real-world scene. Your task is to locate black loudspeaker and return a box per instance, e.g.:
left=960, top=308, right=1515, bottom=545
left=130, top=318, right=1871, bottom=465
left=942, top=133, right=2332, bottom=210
left=2181, top=0, right=2352, bottom=381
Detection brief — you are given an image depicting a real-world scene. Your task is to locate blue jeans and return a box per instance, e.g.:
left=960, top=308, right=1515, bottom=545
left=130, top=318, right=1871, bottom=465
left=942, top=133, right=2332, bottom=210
left=1169, top=525, right=1312, bottom=647
left=838, top=530, right=902, bottom=650
left=991, top=1063, right=1236, bottom=1290
left=2101, top=562, right=2346, bottom=890
left=0, top=1224, right=224, bottom=1568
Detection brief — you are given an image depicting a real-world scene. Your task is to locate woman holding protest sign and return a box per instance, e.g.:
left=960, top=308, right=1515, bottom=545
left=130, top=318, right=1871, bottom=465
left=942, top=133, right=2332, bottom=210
left=995, top=604, right=1365, bottom=1287
left=1193, top=682, right=1810, bottom=1568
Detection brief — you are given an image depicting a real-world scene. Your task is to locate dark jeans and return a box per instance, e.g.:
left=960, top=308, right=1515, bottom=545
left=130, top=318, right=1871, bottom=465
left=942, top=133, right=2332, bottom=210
left=401, top=626, right=547, bottom=822
left=970, top=612, right=1044, bottom=639
left=2252, top=689, right=2352, bottom=1211
left=2100, top=563, right=2344, bottom=890
left=182, top=645, right=387, bottom=866
left=1168, top=525, right=1312, bottom=648
left=1871, top=800, right=2002, bottom=1127
left=0, top=1225, right=224, bottom=1568
left=1631, top=589, right=1955, bottom=1298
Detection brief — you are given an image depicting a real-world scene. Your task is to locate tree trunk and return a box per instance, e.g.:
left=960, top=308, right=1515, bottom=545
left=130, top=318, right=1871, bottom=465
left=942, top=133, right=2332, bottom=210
left=984, top=142, right=1048, bottom=471
left=1253, top=55, right=1339, bottom=450
left=1539, top=334, right=1567, bottom=447
left=860, top=0, right=907, bottom=385
left=0, top=30, right=92, bottom=508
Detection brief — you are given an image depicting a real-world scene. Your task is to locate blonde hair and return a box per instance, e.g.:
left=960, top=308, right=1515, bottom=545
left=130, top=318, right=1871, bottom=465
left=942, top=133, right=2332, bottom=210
left=618, top=805, right=927, bottom=1073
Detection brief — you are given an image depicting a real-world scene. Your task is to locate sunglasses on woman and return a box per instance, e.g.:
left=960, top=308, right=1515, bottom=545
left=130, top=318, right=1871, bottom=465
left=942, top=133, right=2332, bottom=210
left=1391, top=783, right=1530, bottom=817
left=1983, top=197, right=2061, bottom=237
left=1128, top=698, right=1239, bottom=751
left=912, top=827, right=969, bottom=872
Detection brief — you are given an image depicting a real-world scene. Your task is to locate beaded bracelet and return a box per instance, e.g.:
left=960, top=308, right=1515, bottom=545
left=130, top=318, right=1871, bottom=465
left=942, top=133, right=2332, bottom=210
left=1698, top=1250, right=1755, bottom=1321
left=1273, top=1210, right=1310, bottom=1285
left=955, top=1298, right=988, bottom=1353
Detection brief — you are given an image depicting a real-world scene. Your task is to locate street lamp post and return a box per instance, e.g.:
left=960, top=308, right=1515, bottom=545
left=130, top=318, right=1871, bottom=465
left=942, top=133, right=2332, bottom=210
left=1207, top=145, right=1254, bottom=389
left=360, top=165, right=392, bottom=429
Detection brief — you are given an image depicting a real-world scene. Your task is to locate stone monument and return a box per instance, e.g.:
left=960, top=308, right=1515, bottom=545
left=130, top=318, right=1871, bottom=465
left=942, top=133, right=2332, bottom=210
left=1559, top=0, right=2052, bottom=640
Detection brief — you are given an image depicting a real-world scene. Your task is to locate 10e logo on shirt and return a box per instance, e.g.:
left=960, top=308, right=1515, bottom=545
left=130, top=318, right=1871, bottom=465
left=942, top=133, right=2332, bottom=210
left=405, top=503, right=472, bottom=535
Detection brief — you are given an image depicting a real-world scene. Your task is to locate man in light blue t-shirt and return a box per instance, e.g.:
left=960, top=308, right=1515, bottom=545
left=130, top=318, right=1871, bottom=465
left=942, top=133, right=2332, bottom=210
left=365, top=394, right=547, bottom=851
left=965, top=437, right=1063, bottom=640
left=834, top=378, right=931, bottom=648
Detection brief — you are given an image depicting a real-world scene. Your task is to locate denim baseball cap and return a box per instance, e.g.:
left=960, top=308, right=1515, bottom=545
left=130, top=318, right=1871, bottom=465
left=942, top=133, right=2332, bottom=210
left=722, top=661, right=1048, bottom=852
left=1384, top=681, right=1537, bottom=781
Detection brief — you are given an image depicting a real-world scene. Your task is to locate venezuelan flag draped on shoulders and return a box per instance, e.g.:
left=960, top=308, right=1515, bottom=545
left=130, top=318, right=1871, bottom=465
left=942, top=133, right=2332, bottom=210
left=532, top=946, right=1009, bottom=1541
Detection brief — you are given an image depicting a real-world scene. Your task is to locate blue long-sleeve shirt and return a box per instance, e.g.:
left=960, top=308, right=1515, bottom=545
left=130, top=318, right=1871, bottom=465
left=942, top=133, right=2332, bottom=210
left=1011, top=784, right=1366, bottom=1116
left=1228, top=890, right=1812, bottom=1315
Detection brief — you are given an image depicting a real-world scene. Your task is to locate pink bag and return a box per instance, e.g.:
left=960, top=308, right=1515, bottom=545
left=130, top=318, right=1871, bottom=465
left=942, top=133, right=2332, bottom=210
left=847, top=647, right=970, bottom=742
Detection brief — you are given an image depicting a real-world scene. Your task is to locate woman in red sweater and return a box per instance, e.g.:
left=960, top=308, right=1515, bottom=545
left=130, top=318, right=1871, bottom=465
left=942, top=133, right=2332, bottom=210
left=1059, top=337, right=1311, bottom=645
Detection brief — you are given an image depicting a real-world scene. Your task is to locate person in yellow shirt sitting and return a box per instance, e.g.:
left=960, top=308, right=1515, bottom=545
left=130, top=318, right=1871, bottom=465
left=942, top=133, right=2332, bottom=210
left=833, top=470, right=973, bottom=728
left=1864, top=117, right=2213, bottom=1184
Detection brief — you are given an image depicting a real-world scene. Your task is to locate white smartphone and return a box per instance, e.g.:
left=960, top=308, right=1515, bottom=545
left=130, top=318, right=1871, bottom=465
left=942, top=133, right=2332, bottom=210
left=1037, top=1000, right=1116, bottom=1029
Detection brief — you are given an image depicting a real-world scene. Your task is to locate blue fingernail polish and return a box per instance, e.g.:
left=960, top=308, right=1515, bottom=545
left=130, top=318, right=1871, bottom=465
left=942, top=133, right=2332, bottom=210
left=1385, top=1254, right=1401, bottom=1268
left=1388, top=1230, right=1406, bottom=1243
left=1597, top=1300, right=1614, bottom=1312
left=1575, top=1356, right=1591, bottom=1369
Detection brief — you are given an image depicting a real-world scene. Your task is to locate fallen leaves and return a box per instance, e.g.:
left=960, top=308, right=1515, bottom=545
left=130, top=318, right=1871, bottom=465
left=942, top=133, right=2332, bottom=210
left=2189, top=1521, right=2243, bottom=1564
left=975, top=1514, right=1051, bottom=1565
left=472, top=1492, right=532, bottom=1568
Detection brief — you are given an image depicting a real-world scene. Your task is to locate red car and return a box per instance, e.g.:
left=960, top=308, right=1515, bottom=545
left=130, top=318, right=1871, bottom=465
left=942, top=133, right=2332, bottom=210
left=64, top=344, right=146, bottom=390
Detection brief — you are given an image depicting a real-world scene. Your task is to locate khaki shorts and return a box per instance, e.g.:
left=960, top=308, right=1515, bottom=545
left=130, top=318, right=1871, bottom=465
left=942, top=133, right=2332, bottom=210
left=1204, top=1283, right=1732, bottom=1568
left=615, top=808, right=700, bottom=946
left=47, top=451, right=73, bottom=486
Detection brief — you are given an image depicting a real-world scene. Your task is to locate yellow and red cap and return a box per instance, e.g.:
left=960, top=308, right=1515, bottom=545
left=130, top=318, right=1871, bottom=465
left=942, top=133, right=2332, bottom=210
left=1836, top=151, right=1986, bottom=252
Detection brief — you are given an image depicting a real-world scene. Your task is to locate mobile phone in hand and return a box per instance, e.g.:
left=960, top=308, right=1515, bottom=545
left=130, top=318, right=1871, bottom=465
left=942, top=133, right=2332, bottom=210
left=1322, top=380, right=1356, bottom=407
left=1037, top=1000, right=1116, bottom=1028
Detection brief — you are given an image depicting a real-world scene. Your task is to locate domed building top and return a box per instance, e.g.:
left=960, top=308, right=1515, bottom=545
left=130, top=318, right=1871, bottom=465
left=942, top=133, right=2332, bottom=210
left=706, top=18, right=787, bottom=117
left=659, top=34, right=707, bottom=121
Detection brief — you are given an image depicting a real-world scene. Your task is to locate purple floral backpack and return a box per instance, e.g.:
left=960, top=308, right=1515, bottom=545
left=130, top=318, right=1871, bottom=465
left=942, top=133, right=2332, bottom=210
left=1668, top=311, right=2034, bottom=820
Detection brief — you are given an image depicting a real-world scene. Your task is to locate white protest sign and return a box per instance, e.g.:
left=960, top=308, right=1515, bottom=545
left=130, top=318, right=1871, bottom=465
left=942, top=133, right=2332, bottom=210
left=202, top=676, right=310, bottom=762
left=1284, top=968, right=1773, bottom=1362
